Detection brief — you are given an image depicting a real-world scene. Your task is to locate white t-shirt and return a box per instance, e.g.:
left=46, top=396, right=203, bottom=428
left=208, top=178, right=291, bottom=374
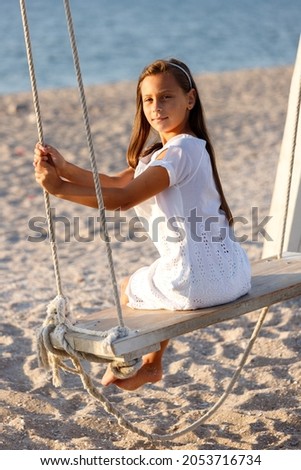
left=126, top=134, right=251, bottom=310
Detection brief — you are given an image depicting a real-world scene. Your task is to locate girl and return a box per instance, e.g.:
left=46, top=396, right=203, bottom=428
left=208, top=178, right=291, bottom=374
left=34, top=58, right=251, bottom=391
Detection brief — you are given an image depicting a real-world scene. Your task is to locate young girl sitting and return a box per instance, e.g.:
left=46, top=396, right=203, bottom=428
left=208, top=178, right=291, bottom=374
left=34, top=58, right=251, bottom=391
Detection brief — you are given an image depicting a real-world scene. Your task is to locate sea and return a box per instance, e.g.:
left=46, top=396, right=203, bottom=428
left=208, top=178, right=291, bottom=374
left=1, top=0, right=301, bottom=94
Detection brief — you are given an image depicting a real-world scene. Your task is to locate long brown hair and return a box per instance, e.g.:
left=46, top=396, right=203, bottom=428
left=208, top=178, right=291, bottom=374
left=126, top=58, right=233, bottom=224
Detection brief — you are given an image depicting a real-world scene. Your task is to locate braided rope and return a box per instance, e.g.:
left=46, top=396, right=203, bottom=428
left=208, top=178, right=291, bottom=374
left=278, top=70, right=301, bottom=258
left=62, top=0, right=124, bottom=328
left=20, top=0, right=141, bottom=379
left=20, top=0, right=63, bottom=297
left=21, top=0, right=124, bottom=326
left=36, top=297, right=142, bottom=384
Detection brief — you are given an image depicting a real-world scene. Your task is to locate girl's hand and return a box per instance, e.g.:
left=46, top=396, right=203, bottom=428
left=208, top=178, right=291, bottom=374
left=34, top=154, right=63, bottom=195
left=34, top=143, right=66, bottom=176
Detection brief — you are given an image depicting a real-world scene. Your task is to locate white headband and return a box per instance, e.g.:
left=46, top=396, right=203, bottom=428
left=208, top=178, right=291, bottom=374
left=168, top=62, right=193, bottom=89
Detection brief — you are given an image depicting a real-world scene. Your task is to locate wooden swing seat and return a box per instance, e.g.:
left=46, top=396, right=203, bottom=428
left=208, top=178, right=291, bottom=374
left=51, top=253, right=301, bottom=362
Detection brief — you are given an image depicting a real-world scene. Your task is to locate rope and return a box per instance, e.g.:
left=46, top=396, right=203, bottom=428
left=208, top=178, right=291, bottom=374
left=62, top=0, right=124, bottom=328
left=20, top=0, right=125, bottom=327
left=20, top=0, right=63, bottom=297
left=278, top=71, right=301, bottom=258
left=36, top=295, right=142, bottom=385
left=20, top=0, right=141, bottom=380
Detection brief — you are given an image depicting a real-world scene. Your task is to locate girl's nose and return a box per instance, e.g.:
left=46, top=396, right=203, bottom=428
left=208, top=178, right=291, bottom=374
left=153, top=100, right=162, bottom=112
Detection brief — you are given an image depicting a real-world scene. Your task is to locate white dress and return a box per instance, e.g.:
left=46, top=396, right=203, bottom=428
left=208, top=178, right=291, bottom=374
left=126, top=134, right=251, bottom=310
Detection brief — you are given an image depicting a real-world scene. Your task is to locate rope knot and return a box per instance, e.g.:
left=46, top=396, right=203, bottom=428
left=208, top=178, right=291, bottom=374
left=46, top=294, right=72, bottom=326
left=110, top=357, right=143, bottom=380
left=37, top=296, right=143, bottom=382
left=102, top=326, right=143, bottom=379
left=36, top=295, right=73, bottom=380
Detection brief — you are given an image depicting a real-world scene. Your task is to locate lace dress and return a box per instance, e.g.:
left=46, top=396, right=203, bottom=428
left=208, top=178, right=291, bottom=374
left=126, top=134, right=251, bottom=310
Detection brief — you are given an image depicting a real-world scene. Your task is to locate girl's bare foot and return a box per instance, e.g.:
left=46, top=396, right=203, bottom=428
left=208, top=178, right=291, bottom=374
left=101, top=366, right=119, bottom=387
left=101, top=362, right=163, bottom=391
left=101, top=340, right=169, bottom=391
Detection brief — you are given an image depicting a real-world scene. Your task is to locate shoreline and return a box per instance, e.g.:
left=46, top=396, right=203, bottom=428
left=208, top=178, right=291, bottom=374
left=0, top=62, right=293, bottom=97
left=1, top=64, right=300, bottom=450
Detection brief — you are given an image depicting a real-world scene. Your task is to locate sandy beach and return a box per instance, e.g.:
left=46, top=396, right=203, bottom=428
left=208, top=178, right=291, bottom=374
left=0, top=65, right=300, bottom=450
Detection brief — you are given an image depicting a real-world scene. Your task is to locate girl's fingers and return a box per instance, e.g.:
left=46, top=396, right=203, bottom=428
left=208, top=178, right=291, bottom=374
left=34, top=155, right=49, bottom=165
left=34, top=143, right=52, bottom=165
left=34, top=142, right=62, bottom=171
left=35, top=142, right=53, bottom=154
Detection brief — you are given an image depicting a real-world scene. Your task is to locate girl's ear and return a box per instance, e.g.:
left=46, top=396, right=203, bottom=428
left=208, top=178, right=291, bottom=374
left=187, top=88, right=197, bottom=110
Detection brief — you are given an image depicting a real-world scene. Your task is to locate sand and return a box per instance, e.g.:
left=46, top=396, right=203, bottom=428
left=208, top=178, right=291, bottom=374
left=0, top=65, right=301, bottom=450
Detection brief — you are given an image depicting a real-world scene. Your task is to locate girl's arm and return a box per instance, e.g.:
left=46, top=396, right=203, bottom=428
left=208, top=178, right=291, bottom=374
left=34, top=143, right=134, bottom=188
left=35, top=156, right=169, bottom=210
left=62, top=161, right=135, bottom=188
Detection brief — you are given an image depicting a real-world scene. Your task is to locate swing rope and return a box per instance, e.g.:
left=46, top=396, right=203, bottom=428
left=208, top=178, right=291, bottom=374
left=278, top=70, right=301, bottom=258
left=62, top=0, right=124, bottom=329
left=20, top=0, right=300, bottom=442
left=19, top=0, right=63, bottom=298
left=20, top=0, right=142, bottom=380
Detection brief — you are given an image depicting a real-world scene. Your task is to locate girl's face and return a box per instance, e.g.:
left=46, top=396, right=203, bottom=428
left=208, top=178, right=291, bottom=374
left=140, top=72, right=196, bottom=143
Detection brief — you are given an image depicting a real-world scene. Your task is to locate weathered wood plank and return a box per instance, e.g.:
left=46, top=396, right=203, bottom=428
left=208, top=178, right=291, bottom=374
left=55, top=254, right=301, bottom=361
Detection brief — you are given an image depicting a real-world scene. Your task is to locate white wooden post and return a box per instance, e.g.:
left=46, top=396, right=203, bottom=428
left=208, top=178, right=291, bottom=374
left=262, top=36, right=301, bottom=258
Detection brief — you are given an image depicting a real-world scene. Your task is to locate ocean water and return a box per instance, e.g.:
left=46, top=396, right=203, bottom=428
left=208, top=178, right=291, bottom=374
left=1, top=0, right=300, bottom=94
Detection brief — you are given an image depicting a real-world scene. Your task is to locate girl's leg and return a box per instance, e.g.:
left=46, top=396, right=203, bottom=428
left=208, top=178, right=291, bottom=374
left=120, top=276, right=130, bottom=305
left=101, top=276, right=169, bottom=391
